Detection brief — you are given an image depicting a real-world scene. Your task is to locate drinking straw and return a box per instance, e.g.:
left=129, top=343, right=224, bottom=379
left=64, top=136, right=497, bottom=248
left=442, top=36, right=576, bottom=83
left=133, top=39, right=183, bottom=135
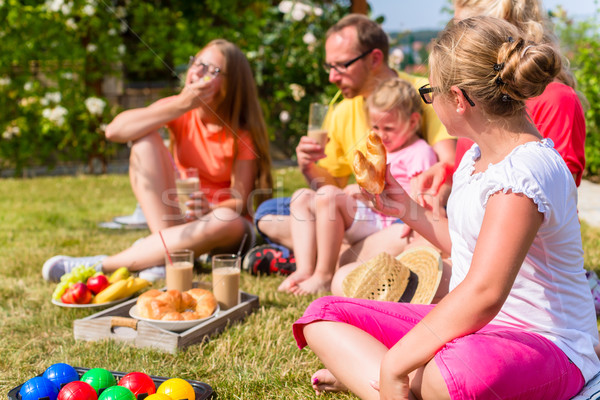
left=237, top=233, right=248, bottom=258
left=159, top=230, right=173, bottom=265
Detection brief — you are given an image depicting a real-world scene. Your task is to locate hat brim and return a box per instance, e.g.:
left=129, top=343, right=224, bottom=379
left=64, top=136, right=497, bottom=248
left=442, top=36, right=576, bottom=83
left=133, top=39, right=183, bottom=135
left=342, top=246, right=443, bottom=304
left=397, top=246, right=443, bottom=304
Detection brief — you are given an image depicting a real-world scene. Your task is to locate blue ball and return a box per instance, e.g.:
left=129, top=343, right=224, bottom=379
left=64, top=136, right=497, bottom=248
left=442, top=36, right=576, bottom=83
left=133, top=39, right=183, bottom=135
left=44, top=363, right=79, bottom=390
left=19, top=376, right=59, bottom=400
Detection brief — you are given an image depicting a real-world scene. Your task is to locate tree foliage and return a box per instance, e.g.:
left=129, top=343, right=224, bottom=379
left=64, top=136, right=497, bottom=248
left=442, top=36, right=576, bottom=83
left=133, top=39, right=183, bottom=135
left=0, top=0, right=349, bottom=176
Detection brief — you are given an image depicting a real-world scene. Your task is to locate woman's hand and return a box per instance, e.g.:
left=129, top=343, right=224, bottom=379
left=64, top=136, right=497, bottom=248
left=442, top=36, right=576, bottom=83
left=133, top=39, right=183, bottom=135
left=370, top=374, right=411, bottom=400
left=364, top=167, right=411, bottom=220
left=178, top=78, right=219, bottom=111
left=185, top=191, right=211, bottom=221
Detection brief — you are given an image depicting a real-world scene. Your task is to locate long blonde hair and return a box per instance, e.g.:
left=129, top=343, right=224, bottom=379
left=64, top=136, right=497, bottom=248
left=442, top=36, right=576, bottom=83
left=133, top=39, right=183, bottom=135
left=430, top=16, right=561, bottom=119
left=454, top=0, right=575, bottom=89
left=201, top=39, right=273, bottom=207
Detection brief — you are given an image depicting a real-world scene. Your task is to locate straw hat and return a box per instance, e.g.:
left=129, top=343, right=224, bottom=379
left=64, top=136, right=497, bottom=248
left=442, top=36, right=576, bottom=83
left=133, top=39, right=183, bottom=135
left=342, top=247, right=443, bottom=304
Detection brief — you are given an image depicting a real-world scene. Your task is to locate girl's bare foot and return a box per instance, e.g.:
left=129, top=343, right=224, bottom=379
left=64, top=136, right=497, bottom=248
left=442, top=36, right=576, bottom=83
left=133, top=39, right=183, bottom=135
left=277, top=271, right=310, bottom=292
left=311, top=369, right=348, bottom=395
left=290, top=275, right=331, bottom=295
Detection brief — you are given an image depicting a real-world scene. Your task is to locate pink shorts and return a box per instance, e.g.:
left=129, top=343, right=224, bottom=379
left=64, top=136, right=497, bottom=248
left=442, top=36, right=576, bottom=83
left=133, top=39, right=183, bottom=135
left=293, top=296, right=584, bottom=400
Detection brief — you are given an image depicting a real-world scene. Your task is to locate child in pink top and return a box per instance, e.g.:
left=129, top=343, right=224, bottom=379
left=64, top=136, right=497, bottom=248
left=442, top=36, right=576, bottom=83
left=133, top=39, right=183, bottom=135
left=279, top=78, right=437, bottom=295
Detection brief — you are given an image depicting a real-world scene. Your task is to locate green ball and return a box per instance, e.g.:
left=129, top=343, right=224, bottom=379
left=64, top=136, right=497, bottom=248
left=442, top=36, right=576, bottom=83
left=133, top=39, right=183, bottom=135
left=98, top=386, right=136, bottom=400
left=80, top=368, right=116, bottom=394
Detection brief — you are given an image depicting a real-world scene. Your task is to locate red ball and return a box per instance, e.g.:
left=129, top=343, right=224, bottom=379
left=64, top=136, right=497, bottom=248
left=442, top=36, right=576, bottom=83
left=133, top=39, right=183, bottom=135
left=58, top=381, right=98, bottom=400
left=118, top=372, right=156, bottom=397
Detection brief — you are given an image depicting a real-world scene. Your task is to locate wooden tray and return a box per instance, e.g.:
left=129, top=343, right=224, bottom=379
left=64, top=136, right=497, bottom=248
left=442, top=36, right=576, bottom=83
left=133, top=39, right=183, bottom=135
left=73, top=291, right=258, bottom=354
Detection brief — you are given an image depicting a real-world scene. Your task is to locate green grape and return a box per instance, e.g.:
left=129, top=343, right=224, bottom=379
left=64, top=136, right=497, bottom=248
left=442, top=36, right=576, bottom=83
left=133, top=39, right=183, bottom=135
left=53, top=264, right=98, bottom=300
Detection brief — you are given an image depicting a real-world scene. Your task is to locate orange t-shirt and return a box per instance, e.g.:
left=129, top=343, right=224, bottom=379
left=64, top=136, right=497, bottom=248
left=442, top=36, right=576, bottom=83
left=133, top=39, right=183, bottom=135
left=161, top=97, right=257, bottom=204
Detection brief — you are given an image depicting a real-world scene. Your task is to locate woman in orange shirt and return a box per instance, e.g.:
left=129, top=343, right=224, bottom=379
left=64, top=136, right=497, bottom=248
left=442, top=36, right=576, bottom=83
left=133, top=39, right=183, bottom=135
left=42, top=39, right=272, bottom=281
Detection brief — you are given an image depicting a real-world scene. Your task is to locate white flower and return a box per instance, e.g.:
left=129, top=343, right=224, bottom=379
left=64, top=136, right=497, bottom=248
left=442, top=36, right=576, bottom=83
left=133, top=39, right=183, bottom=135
left=291, top=7, right=305, bottom=21
left=65, top=18, right=77, bottom=30
left=61, top=2, right=72, bottom=15
left=279, top=110, right=291, bottom=124
left=314, top=7, right=323, bottom=16
left=85, top=97, right=106, bottom=116
left=46, top=0, right=64, bottom=12
left=82, top=4, right=95, bottom=16
left=24, top=82, right=33, bottom=91
left=118, top=44, right=126, bottom=55
left=44, top=91, right=62, bottom=103
left=303, top=32, right=316, bottom=45
left=42, top=106, right=68, bottom=126
left=19, top=97, right=37, bottom=107
left=61, top=72, right=74, bottom=80
left=108, top=28, right=117, bottom=36
left=2, top=126, right=20, bottom=140
left=289, top=83, right=306, bottom=102
left=120, top=21, right=128, bottom=33
left=278, top=0, right=293, bottom=13
left=0, top=77, right=11, bottom=86
left=390, top=48, right=404, bottom=66
left=114, top=6, right=127, bottom=18
left=86, top=43, right=97, bottom=53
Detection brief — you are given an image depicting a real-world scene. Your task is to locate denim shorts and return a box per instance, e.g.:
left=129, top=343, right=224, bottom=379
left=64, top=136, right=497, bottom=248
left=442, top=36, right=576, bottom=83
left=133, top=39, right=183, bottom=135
left=253, top=197, right=291, bottom=243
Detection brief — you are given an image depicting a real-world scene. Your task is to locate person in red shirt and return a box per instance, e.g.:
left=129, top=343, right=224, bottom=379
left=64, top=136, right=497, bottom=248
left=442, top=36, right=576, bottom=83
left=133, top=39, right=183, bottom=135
left=42, top=39, right=272, bottom=282
left=417, top=0, right=586, bottom=202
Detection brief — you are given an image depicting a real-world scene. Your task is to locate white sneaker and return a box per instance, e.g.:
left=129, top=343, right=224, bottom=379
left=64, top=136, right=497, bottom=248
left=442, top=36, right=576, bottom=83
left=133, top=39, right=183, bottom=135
left=114, top=204, right=148, bottom=228
left=138, top=265, right=166, bottom=282
left=42, top=255, right=107, bottom=282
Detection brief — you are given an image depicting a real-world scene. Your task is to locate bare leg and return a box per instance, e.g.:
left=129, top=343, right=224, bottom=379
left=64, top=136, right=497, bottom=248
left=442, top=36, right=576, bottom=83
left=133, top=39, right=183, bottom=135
left=129, top=132, right=182, bottom=233
left=279, top=189, right=317, bottom=292
left=304, top=321, right=450, bottom=399
left=338, top=224, right=411, bottom=270
left=256, top=216, right=294, bottom=250
left=303, top=321, right=387, bottom=400
left=293, top=187, right=355, bottom=295
left=101, top=208, right=250, bottom=272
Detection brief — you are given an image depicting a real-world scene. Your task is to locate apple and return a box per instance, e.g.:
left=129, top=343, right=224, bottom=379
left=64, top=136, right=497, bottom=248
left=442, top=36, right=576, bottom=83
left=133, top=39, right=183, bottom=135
left=60, top=283, right=92, bottom=304
left=87, top=274, right=109, bottom=295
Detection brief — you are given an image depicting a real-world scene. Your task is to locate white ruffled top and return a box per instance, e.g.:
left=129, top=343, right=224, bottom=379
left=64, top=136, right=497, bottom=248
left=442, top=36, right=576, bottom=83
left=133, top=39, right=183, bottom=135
left=448, top=139, right=600, bottom=381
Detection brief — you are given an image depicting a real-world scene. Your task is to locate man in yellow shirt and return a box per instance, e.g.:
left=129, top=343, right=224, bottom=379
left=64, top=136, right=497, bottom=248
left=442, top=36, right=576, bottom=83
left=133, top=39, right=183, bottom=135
left=248, top=14, right=455, bottom=274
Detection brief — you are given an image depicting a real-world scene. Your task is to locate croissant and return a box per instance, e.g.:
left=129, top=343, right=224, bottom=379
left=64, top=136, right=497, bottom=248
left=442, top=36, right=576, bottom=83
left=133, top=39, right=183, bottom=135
left=137, top=288, right=217, bottom=321
left=352, top=132, right=387, bottom=194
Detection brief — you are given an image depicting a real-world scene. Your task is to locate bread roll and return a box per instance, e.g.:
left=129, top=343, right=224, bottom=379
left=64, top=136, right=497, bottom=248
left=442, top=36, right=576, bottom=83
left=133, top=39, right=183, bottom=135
left=352, top=132, right=387, bottom=194
left=136, top=288, right=218, bottom=321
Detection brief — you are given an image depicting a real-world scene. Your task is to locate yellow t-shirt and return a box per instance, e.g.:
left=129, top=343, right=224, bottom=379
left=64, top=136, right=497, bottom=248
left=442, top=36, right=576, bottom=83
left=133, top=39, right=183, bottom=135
left=319, top=71, right=452, bottom=178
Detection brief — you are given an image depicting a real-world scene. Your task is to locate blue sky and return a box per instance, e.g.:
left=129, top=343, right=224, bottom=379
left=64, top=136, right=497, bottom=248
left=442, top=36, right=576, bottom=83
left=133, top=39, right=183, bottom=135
left=369, top=0, right=599, bottom=32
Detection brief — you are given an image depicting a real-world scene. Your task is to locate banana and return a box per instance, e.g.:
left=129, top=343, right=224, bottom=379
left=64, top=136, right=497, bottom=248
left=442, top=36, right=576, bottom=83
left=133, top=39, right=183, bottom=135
left=92, top=278, right=131, bottom=303
left=122, top=277, right=151, bottom=298
left=92, top=276, right=151, bottom=304
left=108, top=267, right=130, bottom=284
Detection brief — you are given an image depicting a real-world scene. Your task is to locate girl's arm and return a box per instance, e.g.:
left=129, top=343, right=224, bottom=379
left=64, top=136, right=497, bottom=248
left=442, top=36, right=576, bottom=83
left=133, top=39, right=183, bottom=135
left=378, top=191, right=543, bottom=398
left=210, top=158, right=257, bottom=216
left=105, top=79, right=219, bottom=143
left=371, top=167, right=452, bottom=255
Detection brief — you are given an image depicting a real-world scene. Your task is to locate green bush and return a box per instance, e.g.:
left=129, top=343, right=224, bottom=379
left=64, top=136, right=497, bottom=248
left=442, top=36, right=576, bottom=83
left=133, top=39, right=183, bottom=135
left=554, top=6, right=600, bottom=176
left=0, top=0, right=350, bottom=175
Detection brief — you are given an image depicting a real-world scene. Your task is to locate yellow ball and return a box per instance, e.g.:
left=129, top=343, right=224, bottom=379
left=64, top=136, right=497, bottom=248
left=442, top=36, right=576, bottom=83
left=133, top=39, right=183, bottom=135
left=145, top=394, right=172, bottom=400
left=157, top=379, right=195, bottom=400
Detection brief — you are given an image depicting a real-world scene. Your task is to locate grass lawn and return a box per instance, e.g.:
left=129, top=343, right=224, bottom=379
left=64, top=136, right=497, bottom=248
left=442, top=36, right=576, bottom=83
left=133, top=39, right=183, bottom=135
left=1, top=168, right=600, bottom=398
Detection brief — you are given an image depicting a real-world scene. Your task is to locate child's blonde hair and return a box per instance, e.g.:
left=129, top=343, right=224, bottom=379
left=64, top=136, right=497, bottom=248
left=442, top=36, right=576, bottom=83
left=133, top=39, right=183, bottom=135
left=367, top=78, right=422, bottom=134
left=430, top=16, right=561, bottom=119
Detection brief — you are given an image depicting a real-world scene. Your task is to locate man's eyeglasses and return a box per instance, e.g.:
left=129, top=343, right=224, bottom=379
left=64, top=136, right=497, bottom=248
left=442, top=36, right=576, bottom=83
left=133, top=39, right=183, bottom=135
left=323, top=49, right=374, bottom=74
left=188, top=56, right=224, bottom=78
left=419, top=83, right=475, bottom=107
